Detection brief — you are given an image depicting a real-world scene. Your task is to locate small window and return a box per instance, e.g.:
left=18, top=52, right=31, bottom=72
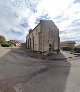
left=49, top=44, right=52, bottom=51
left=32, top=33, right=33, bottom=36
left=36, top=30, right=37, bottom=35
left=48, top=28, right=53, bottom=38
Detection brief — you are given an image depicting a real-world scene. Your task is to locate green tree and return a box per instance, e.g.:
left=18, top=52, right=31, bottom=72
left=0, top=35, right=5, bottom=44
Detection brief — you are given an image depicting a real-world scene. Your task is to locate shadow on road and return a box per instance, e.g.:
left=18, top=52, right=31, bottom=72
left=0, top=48, right=71, bottom=92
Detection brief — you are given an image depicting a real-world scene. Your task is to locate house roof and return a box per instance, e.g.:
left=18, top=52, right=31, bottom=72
left=61, top=41, right=76, bottom=44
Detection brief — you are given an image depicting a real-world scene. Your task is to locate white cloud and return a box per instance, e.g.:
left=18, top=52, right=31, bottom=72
left=0, top=0, right=80, bottom=42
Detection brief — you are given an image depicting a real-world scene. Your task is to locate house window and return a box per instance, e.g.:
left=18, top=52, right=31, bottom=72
left=49, top=44, right=52, bottom=51
left=28, top=39, right=29, bottom=49
left=30, top=38, right=31, bottom=49
left=32, top=33, right=33, bottom=36
left=36, top=30, right=37, bottom=35
left=48, top=28, right=53, bottom=38
left=33, top=36, right=34, bottom=50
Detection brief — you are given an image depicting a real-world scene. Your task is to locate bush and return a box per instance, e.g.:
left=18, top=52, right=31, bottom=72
left=74, top=48, right=80, bottom=53
left=0, top=36, right=5, bottom=44
left=1, top=43, right=10, bottom=47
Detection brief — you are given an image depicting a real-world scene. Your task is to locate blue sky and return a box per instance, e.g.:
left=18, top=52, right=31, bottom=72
left=0, top=0, right=80, bottom=42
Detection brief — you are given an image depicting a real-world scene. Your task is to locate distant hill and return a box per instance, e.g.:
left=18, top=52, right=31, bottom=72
left=19, top=40, right=25, bottom=43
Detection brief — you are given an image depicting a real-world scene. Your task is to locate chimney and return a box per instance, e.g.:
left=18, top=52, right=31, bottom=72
left=29, top=29, right=32, bottom=34
left=40, top=20, right=45, bottom=23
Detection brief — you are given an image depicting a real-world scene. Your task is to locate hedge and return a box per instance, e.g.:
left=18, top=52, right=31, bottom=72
left=1, top=43, right=10, bottom=47
left=74, top=48, right=80, bottom=53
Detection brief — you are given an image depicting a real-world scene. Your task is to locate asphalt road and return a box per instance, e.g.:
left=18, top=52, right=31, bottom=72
left=0, top=47, right=80, bottom=92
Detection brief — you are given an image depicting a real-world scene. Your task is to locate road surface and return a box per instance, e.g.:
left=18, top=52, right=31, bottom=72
left=0, top=47, right=80, bottom=92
